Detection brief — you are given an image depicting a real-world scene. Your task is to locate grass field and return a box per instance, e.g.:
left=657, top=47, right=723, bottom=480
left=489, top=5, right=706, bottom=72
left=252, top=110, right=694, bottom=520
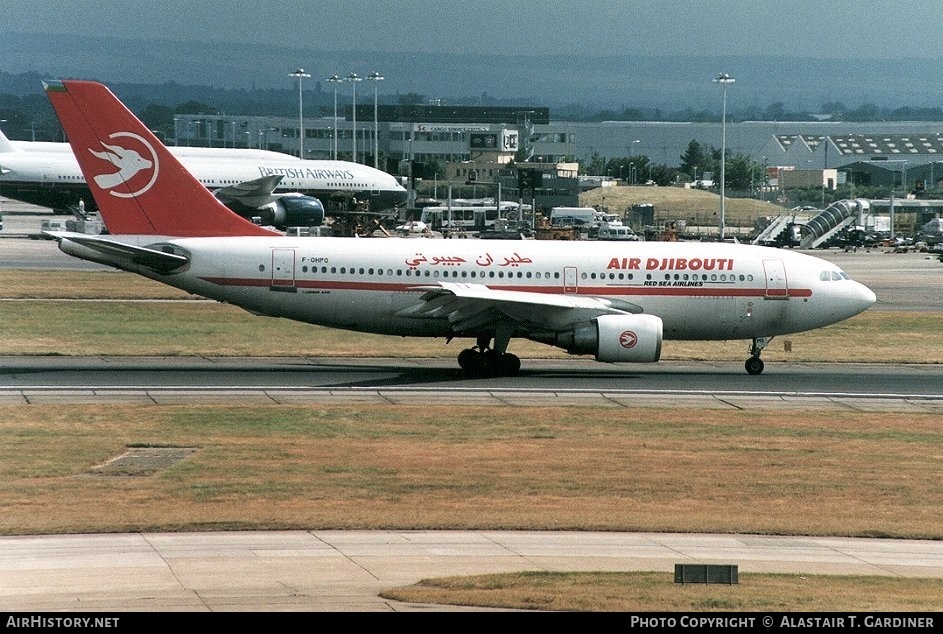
left=2, top=401, right=941, bottom=611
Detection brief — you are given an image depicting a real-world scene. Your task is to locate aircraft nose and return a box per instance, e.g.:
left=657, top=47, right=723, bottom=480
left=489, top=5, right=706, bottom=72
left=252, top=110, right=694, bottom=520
left=849, top=282, right=877, bottom=315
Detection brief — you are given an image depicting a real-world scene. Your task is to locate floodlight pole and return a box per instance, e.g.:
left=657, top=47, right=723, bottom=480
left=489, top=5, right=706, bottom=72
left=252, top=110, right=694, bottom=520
left=289, top=68, right=311, bottom=159
left=367, top=71, right=384, bottom=168
left=327, top=75, right=342, bottom=160
left=348, top=73, right=362, bottom=163
left=713, top=73, right=735, bottom=240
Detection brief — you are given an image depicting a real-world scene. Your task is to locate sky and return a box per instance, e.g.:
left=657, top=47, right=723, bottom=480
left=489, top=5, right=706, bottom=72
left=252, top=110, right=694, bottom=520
left=7, top=0, right=943, bottom=60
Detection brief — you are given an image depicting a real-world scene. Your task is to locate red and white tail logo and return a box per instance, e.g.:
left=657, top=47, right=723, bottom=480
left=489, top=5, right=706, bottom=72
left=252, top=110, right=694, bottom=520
left=88, top=135, right=157, bottom=196
left=44, top=80, right=278, bottom=238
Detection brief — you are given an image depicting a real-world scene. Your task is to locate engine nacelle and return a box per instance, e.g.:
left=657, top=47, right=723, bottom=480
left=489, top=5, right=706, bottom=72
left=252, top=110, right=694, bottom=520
left=557, top=314, right=663, bottom=363
left=256, top=193, right=325, bottom=229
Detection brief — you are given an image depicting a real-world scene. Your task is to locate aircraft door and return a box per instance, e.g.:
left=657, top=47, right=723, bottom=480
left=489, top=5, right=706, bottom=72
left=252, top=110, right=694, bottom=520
left=271, top=248, right=296, bottom=288
left=763, top=259, right=788, bottom=299
left=564, top=266, right=578, bottom=293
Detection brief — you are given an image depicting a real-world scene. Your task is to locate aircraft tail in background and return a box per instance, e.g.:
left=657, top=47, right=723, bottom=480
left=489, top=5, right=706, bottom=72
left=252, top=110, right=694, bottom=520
left=43, top=80, right=278, bottom=238
left=0, top=129, right=23, bottom=154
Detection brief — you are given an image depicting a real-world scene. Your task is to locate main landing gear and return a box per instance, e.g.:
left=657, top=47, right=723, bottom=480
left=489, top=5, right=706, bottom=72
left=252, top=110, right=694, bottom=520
left=457, top=332, right=521, bottom=376
left=745, top=336, right=772, bottom=375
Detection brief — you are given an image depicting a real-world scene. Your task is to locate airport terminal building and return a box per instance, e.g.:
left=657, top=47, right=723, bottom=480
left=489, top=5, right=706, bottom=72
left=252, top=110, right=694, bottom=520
left=174, top=106, right=943, bottom=191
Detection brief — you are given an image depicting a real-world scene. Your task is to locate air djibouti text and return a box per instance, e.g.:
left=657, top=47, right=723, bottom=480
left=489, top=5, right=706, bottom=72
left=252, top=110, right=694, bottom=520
left=607, top=257, right=735, bottom=271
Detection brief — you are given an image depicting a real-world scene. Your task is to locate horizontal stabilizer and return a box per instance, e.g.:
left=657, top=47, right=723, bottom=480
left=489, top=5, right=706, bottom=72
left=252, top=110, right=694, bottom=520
left=48, top=232, right=190, bottom=274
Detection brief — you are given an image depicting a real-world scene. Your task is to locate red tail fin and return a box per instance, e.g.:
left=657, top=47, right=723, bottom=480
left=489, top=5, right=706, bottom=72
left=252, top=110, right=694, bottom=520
left=44, top=80, right=278, bottom=237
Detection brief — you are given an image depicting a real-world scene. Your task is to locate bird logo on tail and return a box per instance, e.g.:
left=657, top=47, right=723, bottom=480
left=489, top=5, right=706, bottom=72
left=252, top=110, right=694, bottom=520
left=88, top=132, right=159, bottom=198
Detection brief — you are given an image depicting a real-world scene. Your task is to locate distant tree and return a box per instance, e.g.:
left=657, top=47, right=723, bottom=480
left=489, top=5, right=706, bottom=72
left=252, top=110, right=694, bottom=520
left=584, top=152, right=606, bottom=176
left=763, top=102, right=787, bottom=121
left=723, top=152, right=765, bottom=191
left=679, top=140, right=710, bottom=180
left=888, top=106, right=943, bottom=121
left=648, top=163, right=678, bottom=186
left=604, top=155, right=650, bottom=183
left=844, top=103, right=881, bottom=121
left=139, top=103, right=175, bottom=130
left=396, top=92, right=425, bottom=106
left=175, top=100, right=220, bottom=115
left=820, top=101, right=848, bottom=118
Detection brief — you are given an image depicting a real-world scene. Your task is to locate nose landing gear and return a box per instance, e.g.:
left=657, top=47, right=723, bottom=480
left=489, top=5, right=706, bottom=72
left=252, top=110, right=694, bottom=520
left=745, top=336, right=773, bottom=375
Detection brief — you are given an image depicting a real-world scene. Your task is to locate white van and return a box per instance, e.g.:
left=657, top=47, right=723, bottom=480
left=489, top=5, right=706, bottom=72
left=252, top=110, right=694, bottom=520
left=549, top=207, right=597, bottom=227
left=597, top=224, right=639, bottom=241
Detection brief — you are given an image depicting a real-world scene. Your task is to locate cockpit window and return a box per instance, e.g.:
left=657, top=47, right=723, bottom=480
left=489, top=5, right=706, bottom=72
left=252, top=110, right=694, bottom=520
left=820, top=270, right=851, bottom=281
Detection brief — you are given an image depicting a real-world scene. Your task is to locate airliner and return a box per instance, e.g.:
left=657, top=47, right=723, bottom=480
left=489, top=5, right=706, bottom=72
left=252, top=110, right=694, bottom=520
left=0, top=127, right=407, bottom=222
left=43, top=80, right=877, bottom=375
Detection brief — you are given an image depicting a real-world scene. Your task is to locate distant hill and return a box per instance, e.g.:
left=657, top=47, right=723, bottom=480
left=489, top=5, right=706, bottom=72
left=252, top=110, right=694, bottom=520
left=2, top=31, right=942, bottom=114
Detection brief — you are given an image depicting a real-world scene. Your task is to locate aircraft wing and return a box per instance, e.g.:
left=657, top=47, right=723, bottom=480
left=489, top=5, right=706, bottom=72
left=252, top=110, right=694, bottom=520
left=396, top=282, right=644, bottom=332
left=213, top=174, right=284, bottom=208
left=46, top=232, right=190, bottom=274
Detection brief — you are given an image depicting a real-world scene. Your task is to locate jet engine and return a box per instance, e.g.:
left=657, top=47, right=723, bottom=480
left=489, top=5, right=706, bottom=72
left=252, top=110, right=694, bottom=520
left=249, top=193, right=325, bottom=229
left=548, top=314, right=663, bottom=363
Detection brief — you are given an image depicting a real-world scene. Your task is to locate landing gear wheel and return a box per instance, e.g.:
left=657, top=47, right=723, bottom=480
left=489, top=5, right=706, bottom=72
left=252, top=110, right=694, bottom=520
left=745, top=337, right=772, bottom=376
left=456, top=348, right=521, bottom=376
left=498, top=353, right=521, bottom=376
left=745, top=356, right=765, bottom=375
left=457, top=348, right=479, bottom=371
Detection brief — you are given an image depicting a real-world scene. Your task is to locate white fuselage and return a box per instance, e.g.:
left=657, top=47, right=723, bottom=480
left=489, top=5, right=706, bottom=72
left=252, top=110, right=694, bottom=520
left=78, top=236, right=876, bottom=345
left=0, top=142, right=407, bottom=211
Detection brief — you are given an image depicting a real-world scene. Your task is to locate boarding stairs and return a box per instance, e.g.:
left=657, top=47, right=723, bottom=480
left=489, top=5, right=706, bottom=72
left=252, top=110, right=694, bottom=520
left=752, top=213, right=799, bottom=246
left=798, top=199, right=864, bottom=249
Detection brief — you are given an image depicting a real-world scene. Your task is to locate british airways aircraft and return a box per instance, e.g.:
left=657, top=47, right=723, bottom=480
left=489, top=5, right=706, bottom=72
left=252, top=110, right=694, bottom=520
left=43, top=80, right=876, bottom=375
left=0, top=128, right=407, bottom=225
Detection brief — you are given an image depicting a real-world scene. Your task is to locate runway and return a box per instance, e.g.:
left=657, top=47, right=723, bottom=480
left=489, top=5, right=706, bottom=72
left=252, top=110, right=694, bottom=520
left=3, top=530, right=943, bottom=612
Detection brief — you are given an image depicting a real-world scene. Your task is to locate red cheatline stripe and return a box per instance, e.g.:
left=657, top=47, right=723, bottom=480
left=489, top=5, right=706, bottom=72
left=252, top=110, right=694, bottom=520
left=199, top=277, right=813, bottom=299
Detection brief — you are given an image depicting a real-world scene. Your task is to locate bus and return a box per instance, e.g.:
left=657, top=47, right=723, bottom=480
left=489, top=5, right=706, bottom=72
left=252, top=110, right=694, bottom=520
left=419, top=200, right=530, bottom=233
